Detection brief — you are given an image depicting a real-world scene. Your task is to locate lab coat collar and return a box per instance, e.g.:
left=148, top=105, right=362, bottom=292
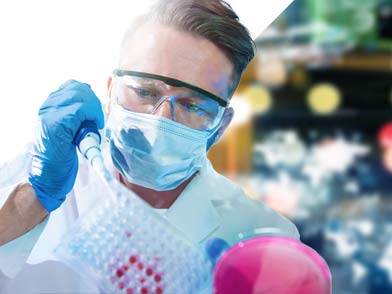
left=164, top=162, right=221, bottom=245
left=101, top=147, right=220, bottom=245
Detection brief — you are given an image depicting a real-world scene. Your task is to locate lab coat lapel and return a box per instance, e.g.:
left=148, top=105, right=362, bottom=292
left=165, top=170, right=220, bottom=244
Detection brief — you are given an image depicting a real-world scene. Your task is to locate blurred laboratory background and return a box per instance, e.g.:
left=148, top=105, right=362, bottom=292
left=208, top=0, right=392, bottom=293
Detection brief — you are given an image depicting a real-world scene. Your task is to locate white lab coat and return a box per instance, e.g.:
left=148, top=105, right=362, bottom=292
left=0, top=143, right=299, bottom=293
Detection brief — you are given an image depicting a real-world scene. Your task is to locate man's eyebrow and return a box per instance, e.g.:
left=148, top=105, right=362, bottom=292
left=181, top=90, right=209, bottom=99
left=123, top=77, right=163, bottom=91
left=130, top=77, right=156, bottom=86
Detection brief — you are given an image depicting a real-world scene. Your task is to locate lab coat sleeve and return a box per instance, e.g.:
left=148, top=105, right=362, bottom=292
left=245, top=196, right=300, bottom=239
left=0, top=216, right=48, bottom=278
left=204, top=160, right=300, bottom=243
left=213, top=192, right=300, bottom=244
left=0, top=143, right=49, bottom=278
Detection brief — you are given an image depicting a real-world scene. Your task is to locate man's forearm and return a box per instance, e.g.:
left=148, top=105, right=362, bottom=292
left=0, top=182, right=48, bottom=246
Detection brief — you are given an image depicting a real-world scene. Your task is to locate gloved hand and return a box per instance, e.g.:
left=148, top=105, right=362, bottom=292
left=205, top=238, right=229, bottom=267
left=28, top=80, right=104, bottom=212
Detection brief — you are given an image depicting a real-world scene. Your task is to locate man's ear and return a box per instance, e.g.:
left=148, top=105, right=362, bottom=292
left=214, top=107, right=234, bottom=143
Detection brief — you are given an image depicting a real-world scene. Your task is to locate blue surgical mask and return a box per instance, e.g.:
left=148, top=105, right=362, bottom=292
left=106, top=104, right=215, bottom=191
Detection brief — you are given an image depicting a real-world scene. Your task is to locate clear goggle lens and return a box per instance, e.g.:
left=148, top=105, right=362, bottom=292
left=114, top=73, right=226, bottom=131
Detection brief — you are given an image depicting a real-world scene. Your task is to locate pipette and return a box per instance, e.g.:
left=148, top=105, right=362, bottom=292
left=74, top=120, right=113, bottom=184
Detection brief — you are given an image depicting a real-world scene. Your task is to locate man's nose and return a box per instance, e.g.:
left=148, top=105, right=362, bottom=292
left=151, top=99, right=174, bottom=120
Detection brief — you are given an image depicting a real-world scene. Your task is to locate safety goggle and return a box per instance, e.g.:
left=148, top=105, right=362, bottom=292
left=113, top=69, right=228, bottom=131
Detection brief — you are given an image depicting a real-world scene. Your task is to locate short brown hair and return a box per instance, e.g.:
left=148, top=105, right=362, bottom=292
left=121, top=0, right=255, bottom=97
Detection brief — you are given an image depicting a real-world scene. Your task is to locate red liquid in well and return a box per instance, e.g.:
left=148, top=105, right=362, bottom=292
left=129, top=255, right=138, bottom=264
left=108, top=251, right=165, bottom=293
left=116, top=269, right=124, bottom=278
left=137, top=262, right=144, bottom=270
left=146, top=268, right=153, bottom=276
left=154, top=274, right=162, bottom=283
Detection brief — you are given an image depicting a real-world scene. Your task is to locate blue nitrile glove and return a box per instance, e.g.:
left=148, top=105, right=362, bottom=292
left=28, top=80, right=104, bottom=212
left=205, top=238, right=229, bottom=267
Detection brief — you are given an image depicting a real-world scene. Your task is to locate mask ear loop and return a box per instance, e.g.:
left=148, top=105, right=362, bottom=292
left=170, top=97, right=177, bottom=122
left=206, top=114, right=225, bottom=151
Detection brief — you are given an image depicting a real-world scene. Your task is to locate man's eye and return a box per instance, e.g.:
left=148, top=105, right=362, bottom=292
left=136, top=88, right=154, bottom=97
left=130, top=86, right=158, bottom=99
left=187, top=103, right=201, bottom=112
left=179, top=100, right=198, bottom=111
left=178, top=100, right=208, bottom=115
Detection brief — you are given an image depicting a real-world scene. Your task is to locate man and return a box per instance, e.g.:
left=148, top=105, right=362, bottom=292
left=0, top=0, right=299, bottom=291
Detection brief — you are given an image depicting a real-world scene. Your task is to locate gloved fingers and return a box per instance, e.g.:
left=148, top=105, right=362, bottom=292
left=32, top=121, right=77, bottom=158
left=59, top=79, right=91, bottom=89
left=39, top=80, right=105, bottom=130
left=29, top=154, right=79, bottom=211
left=59, top=101, right=105, bottom=138
left=205, top=238, right=229, bottom=266
left=44, top=80, right=92, bottom=104
left=41, top=80, right=99, bottom=109
left=75, top=97, right=105, bottom=130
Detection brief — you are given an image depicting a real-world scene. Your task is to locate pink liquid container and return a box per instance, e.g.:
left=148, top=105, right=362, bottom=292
left=213, top=236, right=331, bottom=294
left=378, top=121, right=392, bottom=148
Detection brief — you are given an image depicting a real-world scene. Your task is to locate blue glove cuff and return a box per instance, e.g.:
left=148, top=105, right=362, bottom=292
left=28, top=177, right=65, bottom=212
left=28, top=155, right=78, bottom=212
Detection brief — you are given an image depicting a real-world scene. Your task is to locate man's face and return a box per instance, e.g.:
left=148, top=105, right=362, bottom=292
left=116, top=22, right=234, bottom=106
left=106, top=22, right=236, bottom=191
